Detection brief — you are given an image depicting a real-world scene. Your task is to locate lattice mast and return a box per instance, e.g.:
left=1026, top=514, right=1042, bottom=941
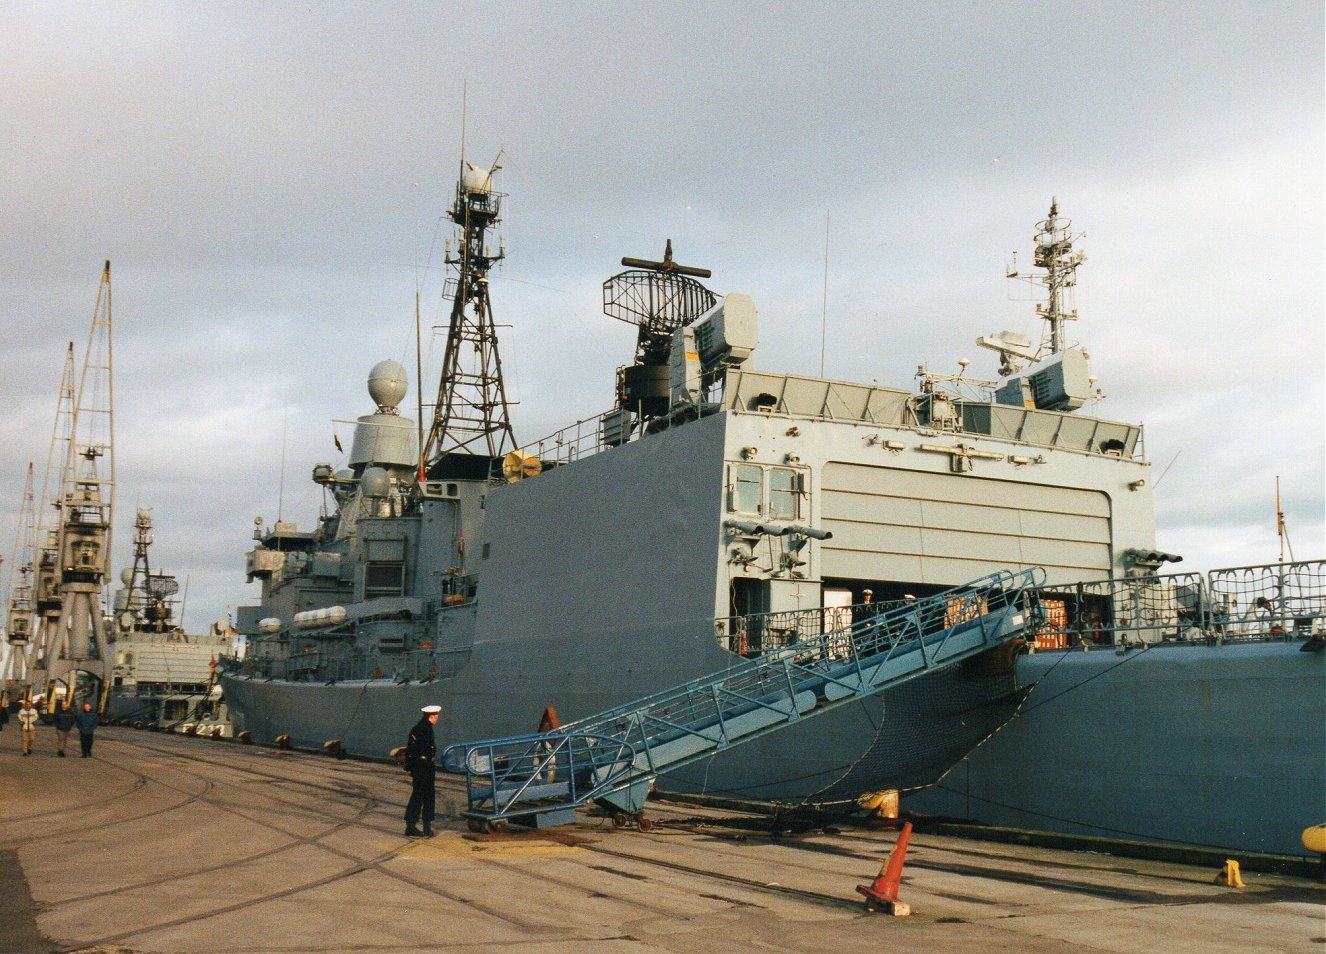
left=3, top=463, right=37, bottom=682
left=423, top=157, right=516, bottom=465
left=116, top=508, right=181, bottom=637
left=48, top=262, right=116, bottom=700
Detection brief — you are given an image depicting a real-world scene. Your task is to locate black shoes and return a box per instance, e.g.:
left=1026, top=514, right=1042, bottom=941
left=58, top=751, right=65, bottom=757
left=405, top=826, right=423, bottom=837
left=422, top=826, right=434, bottom=837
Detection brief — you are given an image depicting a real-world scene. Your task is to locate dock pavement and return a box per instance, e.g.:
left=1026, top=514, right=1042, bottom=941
left=0, top=723, right=1321, bottom=953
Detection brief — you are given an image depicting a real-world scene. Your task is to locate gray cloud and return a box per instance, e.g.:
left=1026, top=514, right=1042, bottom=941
left=1, top=1, right=1321, bottom=633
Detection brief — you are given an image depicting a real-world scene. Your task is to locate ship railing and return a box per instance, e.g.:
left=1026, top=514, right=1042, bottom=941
left=718, top=599, right=911, bottom=656
left=1025, top=558, right=1325, bottom=649
left=495, top=393, right=722, bottom=476
left=1206, top=559, right=1325, bottom=639
left=506, top=416, right=604, bottom=469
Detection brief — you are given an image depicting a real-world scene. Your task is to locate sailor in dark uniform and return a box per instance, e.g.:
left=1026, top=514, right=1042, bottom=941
left=404, top=704, right=441, bottom=837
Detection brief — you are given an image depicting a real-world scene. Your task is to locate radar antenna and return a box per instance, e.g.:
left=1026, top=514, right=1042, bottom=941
left=605, top=240, right=716, bottom=367
left=423, top=154, right=517, bottom=465
left=603, top=241, right=717, bottom=424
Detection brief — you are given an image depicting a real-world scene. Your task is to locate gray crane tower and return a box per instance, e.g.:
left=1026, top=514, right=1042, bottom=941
left=41, top=263, right=117, bottom=711
left=3, top=464, right=37, bottom=688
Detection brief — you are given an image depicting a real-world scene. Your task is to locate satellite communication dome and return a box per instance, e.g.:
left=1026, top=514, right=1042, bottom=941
left=367, top=360, right=408, bottom=411
left=462, top=160, right=495, bottom=194
left=121, top=568, right=134, bottom=585
left=360, top=466, right=391, bottom=498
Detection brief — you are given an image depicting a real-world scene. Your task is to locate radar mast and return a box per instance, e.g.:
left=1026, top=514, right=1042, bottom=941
left=1025, top=197, right=1084, bottom=356
left=423, top=156, right=517, bottom=466
left=116, top=509, right=182, bottom=638
left=977, top=198, right=1088, bottom=378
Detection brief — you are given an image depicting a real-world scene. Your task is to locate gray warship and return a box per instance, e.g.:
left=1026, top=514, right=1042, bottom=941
left=104, top=507, right=233, bottom=735
left=220, top=165, right=1324, bottom=857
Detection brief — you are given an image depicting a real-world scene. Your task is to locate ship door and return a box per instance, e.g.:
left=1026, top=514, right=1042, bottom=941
left=730, top=578, right=769, bottom=656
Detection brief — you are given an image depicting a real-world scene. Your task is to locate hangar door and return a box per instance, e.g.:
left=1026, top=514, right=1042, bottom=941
left=820, top=462, right=1112, bottom=586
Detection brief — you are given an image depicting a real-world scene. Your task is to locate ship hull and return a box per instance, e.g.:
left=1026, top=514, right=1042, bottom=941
left=221, top=659, right=1023, bottom=802
left=903, top=640, right=1326, bottom=856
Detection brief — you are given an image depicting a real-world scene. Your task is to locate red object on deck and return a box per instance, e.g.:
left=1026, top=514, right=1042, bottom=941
left=856, top=820, right=913, bottom=907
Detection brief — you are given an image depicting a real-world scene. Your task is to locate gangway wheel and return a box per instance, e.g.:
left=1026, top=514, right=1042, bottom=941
left=611, top=812, right=654, bottom=832
left=466, top=818, right=509, bottom=834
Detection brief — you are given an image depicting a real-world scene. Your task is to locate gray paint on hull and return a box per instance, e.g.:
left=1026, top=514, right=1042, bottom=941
left=904, top=641, right=1326, bottom=856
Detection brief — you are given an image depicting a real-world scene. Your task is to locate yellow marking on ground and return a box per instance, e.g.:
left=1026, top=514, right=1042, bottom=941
left=393, top=832, right=590, bottom=859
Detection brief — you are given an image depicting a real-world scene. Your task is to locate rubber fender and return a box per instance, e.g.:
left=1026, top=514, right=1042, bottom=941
left=1303, top=824, right=1326, bottom=855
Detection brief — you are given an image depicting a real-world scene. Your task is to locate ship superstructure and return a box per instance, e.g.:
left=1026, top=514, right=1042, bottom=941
left=222, top=189, right=1324, bottom=856
left=106, top=508, right=232, bottom=732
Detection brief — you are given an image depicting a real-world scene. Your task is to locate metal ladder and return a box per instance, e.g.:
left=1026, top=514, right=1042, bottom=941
left=442, top=567, right=1043, bottom=831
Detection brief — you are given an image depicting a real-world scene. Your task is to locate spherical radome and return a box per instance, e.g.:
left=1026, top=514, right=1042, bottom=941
left=367, top=360, right=408, bottom=410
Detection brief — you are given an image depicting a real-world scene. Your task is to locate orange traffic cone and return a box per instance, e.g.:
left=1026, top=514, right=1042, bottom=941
left=856, top=820, right=913, bottom=915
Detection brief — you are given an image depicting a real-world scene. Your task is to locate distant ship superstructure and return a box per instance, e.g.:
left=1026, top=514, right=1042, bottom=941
left=106, top=507, right=232, bottom=732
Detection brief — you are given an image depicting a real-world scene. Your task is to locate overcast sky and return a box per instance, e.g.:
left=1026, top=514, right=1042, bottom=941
left=1, top=1, right=1322, bottom=635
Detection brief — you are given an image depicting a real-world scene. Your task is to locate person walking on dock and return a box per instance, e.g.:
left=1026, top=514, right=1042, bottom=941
left=75, top=702, right=98, bottom=758
left=53, top=701, right=76, bottom=757
left=17, top=700, right=38, bottom=755
left=404, top=704, right=441, bottom=837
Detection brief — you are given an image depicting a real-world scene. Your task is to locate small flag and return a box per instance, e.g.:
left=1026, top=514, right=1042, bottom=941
left=334, top=433, right=343, bottom=453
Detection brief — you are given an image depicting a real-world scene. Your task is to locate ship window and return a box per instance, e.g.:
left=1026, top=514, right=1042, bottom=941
left=364, top=562, right=404, bottom=598
left=768, top=468, right=801, bottom=520
left=447, top=483, right=458, bottom=497
left=730, top=464, right=763, bottom=514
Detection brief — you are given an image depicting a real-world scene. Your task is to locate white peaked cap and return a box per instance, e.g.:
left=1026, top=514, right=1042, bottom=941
left=421, top=705, right=442, bottom=714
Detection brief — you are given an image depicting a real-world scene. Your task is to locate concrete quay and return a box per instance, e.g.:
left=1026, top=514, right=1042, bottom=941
left=0, top=724, right=1321, bottom=953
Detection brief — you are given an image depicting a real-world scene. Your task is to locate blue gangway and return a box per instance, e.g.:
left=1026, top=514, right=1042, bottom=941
left=443, top=567, right=1043, bottom=830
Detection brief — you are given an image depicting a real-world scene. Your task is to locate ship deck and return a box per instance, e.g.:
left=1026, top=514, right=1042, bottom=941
left=1, top=725, right=1321, bottom=953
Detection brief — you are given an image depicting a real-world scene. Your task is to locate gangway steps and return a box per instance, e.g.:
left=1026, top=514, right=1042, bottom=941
left=443, top=567, right=1042, bottom=830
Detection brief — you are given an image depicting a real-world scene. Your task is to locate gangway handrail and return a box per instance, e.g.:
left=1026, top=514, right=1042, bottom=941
left=443, top=566, right=1044, bottom=829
